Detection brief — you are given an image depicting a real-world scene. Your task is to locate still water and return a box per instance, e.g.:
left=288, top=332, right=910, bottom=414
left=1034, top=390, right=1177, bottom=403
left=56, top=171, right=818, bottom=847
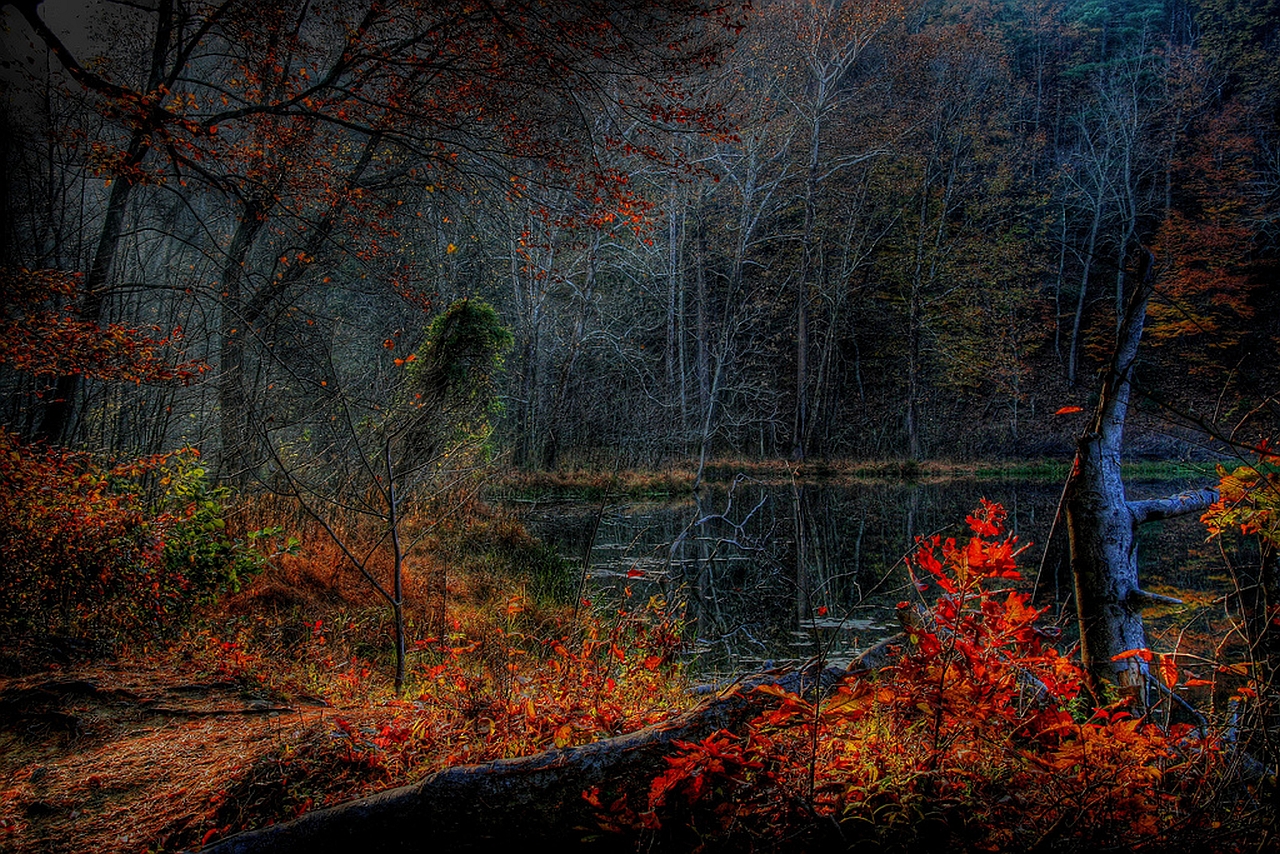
left=517, top=475, right=1228, bottom=677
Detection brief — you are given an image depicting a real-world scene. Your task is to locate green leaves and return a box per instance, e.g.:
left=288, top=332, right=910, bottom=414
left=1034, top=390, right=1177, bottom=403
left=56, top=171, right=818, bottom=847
left=159, top=455, right=284, bottom=601
left=0, top=433, right=287, bottom=645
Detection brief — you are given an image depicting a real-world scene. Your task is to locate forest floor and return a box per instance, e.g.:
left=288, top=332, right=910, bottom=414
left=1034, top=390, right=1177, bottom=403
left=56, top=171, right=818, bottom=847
left=0, top=652, right=393, bottom=852
left=0, top=588, right=690, bottom=852
left=0, top=493, right=696, bottom=853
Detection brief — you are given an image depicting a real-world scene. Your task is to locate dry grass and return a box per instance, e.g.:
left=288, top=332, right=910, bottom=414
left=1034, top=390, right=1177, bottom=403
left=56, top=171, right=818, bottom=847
left=0, top=657, right=330, bottom=851
left=0, top=495, right=691, bottom=853
left=486, top=457, right=1071, bottom=499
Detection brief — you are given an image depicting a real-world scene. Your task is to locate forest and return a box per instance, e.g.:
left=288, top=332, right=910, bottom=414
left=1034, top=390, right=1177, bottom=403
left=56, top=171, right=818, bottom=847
left=0, top=0, right=1277, bottom=851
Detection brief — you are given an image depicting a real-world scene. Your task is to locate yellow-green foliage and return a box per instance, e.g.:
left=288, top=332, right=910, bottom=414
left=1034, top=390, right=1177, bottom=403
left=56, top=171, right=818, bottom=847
left=395, top=299, right=514, bottom=468
left=1203, top=461, right=1280, bottom=547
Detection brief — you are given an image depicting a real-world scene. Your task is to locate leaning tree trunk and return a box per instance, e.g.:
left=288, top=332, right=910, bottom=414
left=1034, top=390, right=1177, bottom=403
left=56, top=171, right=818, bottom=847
left=195, top=666, right=851, bottom=853
left=1066, top=249, right=1217, bottom=709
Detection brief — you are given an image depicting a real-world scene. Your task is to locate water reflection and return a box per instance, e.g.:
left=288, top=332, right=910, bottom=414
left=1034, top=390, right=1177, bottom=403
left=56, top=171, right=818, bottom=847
left=517, top=475, right=1217, bottom=677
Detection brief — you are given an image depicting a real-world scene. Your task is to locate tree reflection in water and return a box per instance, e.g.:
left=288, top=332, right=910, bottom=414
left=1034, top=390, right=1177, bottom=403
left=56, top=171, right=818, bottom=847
left=519, top=475, right=1219, bottom=678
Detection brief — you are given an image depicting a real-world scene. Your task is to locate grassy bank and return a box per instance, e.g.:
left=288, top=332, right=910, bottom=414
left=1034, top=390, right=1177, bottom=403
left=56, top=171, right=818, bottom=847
left=487, top=457, right=1222, bottom=501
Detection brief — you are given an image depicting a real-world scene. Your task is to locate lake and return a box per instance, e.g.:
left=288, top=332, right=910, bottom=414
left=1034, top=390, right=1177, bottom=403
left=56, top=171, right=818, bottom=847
left=515, top=473, right=1231, bottom=678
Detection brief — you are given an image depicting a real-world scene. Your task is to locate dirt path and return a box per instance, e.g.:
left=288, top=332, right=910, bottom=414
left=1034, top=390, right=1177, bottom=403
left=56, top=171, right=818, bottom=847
left=0, top=661, right=334, bottom=853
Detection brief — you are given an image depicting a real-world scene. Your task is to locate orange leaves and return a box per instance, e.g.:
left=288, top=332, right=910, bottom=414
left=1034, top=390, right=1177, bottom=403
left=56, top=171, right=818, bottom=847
left=294, top=597, right=692, bottom=795
left=753, top=684, right=814, bottom=725
left=0, top=268, right=206, bottom=385
left=964, top=535, right=1019, bottom=578
left=1202, top=459, right=1280, bottom=549
left=999, top=589, right=1041, bottom=630
left=910, top=499, right=1021, bottom=595
left=609, top=501, right=1226, bottom=849
left=1111, top=647, right=1153, bottom=663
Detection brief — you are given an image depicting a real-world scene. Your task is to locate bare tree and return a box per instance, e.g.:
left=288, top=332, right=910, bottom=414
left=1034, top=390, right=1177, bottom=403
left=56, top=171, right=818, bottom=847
left=1066, top=248, right=1218, bottom=708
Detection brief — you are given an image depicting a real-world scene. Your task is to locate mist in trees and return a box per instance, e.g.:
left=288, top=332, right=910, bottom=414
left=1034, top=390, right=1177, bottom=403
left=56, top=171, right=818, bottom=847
left=1, top=0, right=1276, bottom=472
left=3, top=2, right=1280, bottom=848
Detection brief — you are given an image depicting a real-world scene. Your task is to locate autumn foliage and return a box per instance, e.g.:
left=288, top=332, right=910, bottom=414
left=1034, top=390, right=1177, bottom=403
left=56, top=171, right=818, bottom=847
left=593, top=502, right=1235, bottom=852
left=0, top=264, right=242, bottom=648
left=0, top=268, right=203, bottom=385
left=1148, top=101, right=1263, bottom=372
left=173, top=592, right=689, bottom=847
left=1202, top=452, right=1280, bottom=771
left=1203, top=455, right=1280, bottom=547
left=0, top=433, right=273, bottom=647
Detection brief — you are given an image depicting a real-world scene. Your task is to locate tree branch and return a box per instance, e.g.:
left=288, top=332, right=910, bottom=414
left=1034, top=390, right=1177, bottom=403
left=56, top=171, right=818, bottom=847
left=1128, top=487, right=1219, bottom=526
left=6, top=0, right=134, bottom=101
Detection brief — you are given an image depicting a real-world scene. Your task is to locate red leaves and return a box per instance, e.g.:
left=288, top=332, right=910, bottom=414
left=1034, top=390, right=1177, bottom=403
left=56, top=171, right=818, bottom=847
left=0, top=268, right=207, bottom=385
left=588, top=500, right=1234, bottom=849
left=911, top=536, right=955, bottom=593
left=965, top=497, right=1007, bottom=536
left=910, top=500, right=1020, bottom=595
left=1111, top=647, right=1154, bottom=663
left=964, top=536, right=1019, bottom=577
left=0, top=432, right=206, bottom=639
left=645, top=729, right=762, bottom=824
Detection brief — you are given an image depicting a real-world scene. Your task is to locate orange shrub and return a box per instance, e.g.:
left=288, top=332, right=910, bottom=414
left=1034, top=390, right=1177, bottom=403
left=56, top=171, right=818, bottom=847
left=609, top=502, right=1231, bottom=852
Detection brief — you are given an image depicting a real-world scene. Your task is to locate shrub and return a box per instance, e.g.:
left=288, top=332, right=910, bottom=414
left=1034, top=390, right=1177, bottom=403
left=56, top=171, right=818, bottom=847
left=159, top=454, right=295, bottom=604
left=607, top=501, right=1233, bottom=852
left=0, top=431, right=285, bottom=648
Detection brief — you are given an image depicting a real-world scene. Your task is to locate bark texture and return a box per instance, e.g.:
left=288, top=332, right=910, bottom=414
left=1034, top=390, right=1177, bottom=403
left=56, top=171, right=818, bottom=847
left=1065, top=250, right=1217, bottom=705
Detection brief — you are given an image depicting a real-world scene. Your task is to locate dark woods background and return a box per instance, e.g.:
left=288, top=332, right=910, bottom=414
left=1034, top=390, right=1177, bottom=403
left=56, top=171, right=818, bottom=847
left=1, top=0, right=1277, bottom=476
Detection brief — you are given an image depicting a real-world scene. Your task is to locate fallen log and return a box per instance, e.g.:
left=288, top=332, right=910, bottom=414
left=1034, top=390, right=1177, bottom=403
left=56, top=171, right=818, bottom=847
left=196, top=665, right=852, bottom=854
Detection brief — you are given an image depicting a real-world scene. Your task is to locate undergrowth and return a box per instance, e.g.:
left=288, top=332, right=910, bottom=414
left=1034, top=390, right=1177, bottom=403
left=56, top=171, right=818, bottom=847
left=172, top=591, right=689, bottom=848
left=590, top=501, right=1263, bottom=852
left=146, top=495, right=691, bottom=849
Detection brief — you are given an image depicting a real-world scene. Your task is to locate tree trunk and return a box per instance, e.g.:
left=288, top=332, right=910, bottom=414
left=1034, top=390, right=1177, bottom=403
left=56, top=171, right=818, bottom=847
left=26, top=0, right=176, bottom=443
left=1066, top=249, right=1217, bottom=708
left=198, top=667, right=846, bottom=854
left=36, top=139, right=142, bottom=442
left=216, top=197, right=270, bottom=482
left=793, top=96, right=822, bottom=462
